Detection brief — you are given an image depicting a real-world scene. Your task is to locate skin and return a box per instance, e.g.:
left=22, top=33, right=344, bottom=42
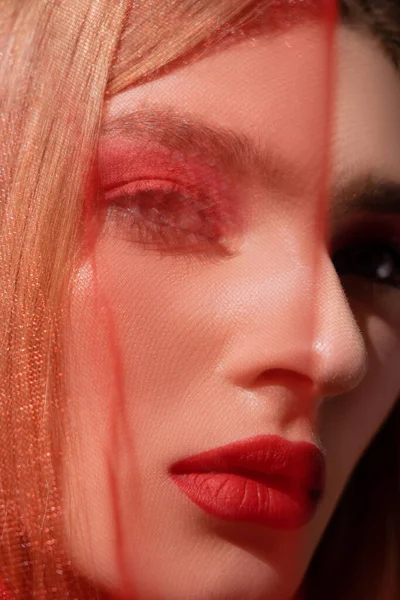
left=62, top=22, right=400, bottom=600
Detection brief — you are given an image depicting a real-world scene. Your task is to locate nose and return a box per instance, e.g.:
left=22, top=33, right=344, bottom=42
left=310, top=255, right=367, bottom=399
left=222, top=248, right=367, bottom=404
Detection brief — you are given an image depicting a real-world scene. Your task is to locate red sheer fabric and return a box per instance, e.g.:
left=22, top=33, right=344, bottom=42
left=0, top=1, right=340, bottom=599
left=0, top=580, right=11, bottom=600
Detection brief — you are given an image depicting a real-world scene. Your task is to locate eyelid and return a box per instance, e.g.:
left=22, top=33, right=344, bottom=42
left=330, top=213, right=400, bottom=255
left=99, top=140, right=227, bottom=194
left=103, top=178, right=187, bottom=201
left=98, top=141, right=250, bottom=256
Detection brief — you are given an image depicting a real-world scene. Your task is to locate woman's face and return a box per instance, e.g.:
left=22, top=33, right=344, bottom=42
left=63, top=21, right=400, bottom=600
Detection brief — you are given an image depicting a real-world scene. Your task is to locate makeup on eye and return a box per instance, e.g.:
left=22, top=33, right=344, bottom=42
left=99, top=141, right=244, bottom=251
left=105, top=180, right=235, bottom=250
left=333, top=239, right=400, bottom=289
left=331, top=215, right=400, bottom=289
left=330, top=178, right=400, bottom=284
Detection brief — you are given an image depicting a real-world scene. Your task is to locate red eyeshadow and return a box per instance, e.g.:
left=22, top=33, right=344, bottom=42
left=98, top=138, right=245, bottom=238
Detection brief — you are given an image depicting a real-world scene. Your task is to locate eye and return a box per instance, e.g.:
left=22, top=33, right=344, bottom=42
left=105, top=180, right=233, bottom=252
left=333, top=239, right=400, bottom=289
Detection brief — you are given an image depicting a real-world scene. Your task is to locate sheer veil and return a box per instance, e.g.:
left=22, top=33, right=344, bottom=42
left=1, top=2, right=399, bottom=599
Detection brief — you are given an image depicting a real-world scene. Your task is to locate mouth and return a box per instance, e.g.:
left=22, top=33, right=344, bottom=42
left=169, top=435, right=325, bottom=530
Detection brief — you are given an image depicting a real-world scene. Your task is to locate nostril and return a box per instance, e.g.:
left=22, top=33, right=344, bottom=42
left=252, top=369, right=318, bottom=412
left=253, top=369, right=315, bottom=396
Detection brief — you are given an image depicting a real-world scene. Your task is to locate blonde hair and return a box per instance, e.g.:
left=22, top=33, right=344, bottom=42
left=0, top=1, right=398, bottom=599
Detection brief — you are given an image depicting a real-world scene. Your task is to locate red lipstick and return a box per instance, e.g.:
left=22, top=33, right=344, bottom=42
left=170, top=435, right=325, bottom=530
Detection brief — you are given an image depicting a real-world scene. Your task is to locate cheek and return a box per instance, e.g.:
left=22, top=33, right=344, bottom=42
left=67, top=239, right=220, bottom=411
left=61, top=237, right=226, bottom=584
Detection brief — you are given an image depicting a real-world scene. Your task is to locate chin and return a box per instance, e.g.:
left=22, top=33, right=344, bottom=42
left=106, top=538, right=301, bottom=600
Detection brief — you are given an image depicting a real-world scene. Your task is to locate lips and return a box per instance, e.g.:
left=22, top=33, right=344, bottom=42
left=169, top=435, right=325, bottom=530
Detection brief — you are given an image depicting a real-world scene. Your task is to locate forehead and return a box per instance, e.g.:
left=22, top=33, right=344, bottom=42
left=109, top=24, right=400, bottom=186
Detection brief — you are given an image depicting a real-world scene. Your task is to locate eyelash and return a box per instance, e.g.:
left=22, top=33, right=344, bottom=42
left=105, top=179, right=233, bottom=253
left=332, top=227, right=400, bottom=290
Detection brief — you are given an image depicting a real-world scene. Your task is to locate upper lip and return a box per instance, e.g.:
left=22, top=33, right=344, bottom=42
left=170, top=434, right=326, bottom=497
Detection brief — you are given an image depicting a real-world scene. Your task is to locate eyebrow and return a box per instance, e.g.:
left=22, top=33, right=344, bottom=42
left=333, top=176, right=400, bottom=219
left=101, top=105, right=312, bottom=196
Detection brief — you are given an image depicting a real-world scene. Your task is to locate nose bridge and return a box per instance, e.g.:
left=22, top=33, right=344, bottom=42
left=223, top=237, right=320, bottom=381
left=223, top=239, right=367, bottom=399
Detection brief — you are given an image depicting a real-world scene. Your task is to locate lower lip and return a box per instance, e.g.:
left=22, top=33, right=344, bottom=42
left=170, top=471, right=318, bottom=530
